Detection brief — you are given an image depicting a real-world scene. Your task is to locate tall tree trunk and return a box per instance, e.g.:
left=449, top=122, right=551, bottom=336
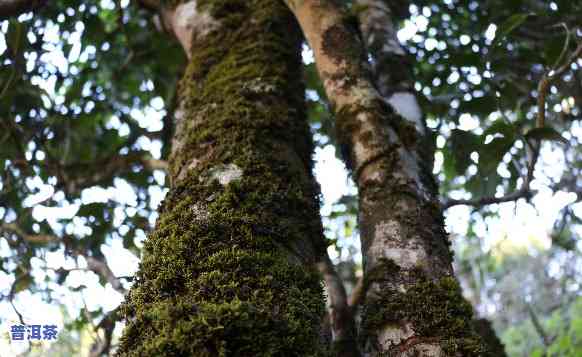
left=356, top=2, right=507, bottom=355
left=284, top=0, right=484, bottom=355
left=117, top=1, right=327, bottom=355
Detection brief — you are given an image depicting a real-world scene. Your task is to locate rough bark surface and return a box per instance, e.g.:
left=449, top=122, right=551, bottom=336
left=355, top=0, right=433, bottom=166
left=285, top=0, right=484, bottom=355
left=117, top=1, right=327, bottom=355
left=357, top=2, right=507, bottom=355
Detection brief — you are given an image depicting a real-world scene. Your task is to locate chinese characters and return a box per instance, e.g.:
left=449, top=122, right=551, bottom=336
left=10, top=324, right=58, bottom=341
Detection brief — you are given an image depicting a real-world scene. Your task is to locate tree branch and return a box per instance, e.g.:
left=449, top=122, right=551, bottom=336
left=1, top=223, right=127, bottom=294
left=89, top=308, right=120, bottom=357
left=526, top=304, right=552, bottom=347
left=135, top=0, right=161, bottom=12
left=83, top=255, right=127, bottom=295
left=55, top=152, right=167, bottom=195
left=443, top=38, right=582, bottom=210
left=316, top=254, right=358, bottom=356
left=442, top=187, right=535, bottom=210
left=0, top=0, right=47, bottom=19
left=1, top=223, right=59, bottom=244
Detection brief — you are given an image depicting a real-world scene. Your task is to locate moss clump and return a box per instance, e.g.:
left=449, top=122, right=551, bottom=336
left=117, top=0, right=327, bottom=355
left=472, top=318, right=507, bottom=357
left=361, top=260, right=484, bottom=356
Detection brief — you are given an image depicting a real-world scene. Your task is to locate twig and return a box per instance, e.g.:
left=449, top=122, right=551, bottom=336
left=526, top=304, right=552, bottom=347
left=1, top=223, right=60, bottom=245
left=443, top=34, right=582, bottom=210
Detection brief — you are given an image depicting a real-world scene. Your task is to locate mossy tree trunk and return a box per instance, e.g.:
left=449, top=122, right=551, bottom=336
left=284, top=0, right=485, bottom=355
left=117, top=1, right=328, bottom=355
left=356, top=2, right=507, bottom=355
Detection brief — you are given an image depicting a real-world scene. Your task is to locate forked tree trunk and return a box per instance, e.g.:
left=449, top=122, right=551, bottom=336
left=117, top=1, right=327, bottom=355
left=284, top=0, right=485, bottom=355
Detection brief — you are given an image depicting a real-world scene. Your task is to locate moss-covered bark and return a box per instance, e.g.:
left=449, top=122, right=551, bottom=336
left=282, top=0, right=486, bottom=355
left=117, top=1, right=327, bottom=355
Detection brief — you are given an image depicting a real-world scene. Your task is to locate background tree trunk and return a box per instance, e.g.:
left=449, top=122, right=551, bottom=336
left=117, top=1, right=327, bottom=355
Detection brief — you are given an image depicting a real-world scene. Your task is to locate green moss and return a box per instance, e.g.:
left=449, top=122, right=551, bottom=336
left=472, top=318, right=507, bottom=357
left=117, top=1, right=327, bottom=355
left=361, top=259, right=484, bottom=356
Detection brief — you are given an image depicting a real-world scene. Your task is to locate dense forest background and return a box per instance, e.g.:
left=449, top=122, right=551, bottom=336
left=0, top=0, right=581, bottom=355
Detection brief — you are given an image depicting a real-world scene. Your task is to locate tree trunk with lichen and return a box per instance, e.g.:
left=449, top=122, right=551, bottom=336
left=117, top=1, right=327, bottom=355
left=285, top=0, right=485, bottom=355
left=355, top=1, right=506, bottom=355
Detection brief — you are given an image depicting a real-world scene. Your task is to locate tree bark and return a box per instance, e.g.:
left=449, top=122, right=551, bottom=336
left=356, top=2, right=508, bottom=355
left=284, top=0, right=484, bottom=355
left=117, top=1, right=327, bottom=355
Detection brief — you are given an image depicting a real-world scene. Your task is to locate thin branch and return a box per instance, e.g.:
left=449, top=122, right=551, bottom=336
left=316, top=254, right=359, bottom=357
left=526, top=304, right=552, bottom=347
left=0, top=0, right=47, bottom=20
left=8, top=271, right=28, bottom=324
left=1, top=223, right=127, bottom=294
left=82, top=255, right=127, bottom=295
left=1, top=223, right=60, bottom=245
left=537, top=40, right=582, bottom=128
left=89, top=308, right=120, bottom=357
left=442, top=187, right=534, bottom=210
left=56, top=152, right=167, bottom=195
left=443, top=37, right=582, bottom=210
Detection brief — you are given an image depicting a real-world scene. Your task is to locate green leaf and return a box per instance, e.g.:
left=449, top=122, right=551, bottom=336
left=14, top=274, right=34, bottom=293
left=525, top=127, right=568, bottom=144
left=450, top=129, right=480, bottom=175
left=492, top=13, right=531, bottom=47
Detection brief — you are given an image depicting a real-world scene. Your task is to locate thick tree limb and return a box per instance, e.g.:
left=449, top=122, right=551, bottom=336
left=356, top=0, right=434, bottom=169
left=0, top=0, right=46, bottom=19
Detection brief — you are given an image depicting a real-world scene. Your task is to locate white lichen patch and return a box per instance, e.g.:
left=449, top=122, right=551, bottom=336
left=381, top=39, right=406, bottom=56
left=190, top=203, right=210, bottom=221
left=370, top=220, right=428, bottom=269
left=395, top=147, right=427, bottom=197
left=410, top=344, right=444, bottom=356
left=243, top=79, right=277, bottom=94
left=378, top=322, right=414, bottom=350
left=204, top=163, right=243, bottom=186
left=387, top=92, right=424, bottom=134
left=169, top=1, right=221, bottom=57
